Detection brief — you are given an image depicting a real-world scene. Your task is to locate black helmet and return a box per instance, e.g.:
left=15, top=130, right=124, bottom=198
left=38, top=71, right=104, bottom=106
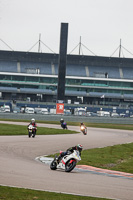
left=81, top=122, right=83, bottom=125
left=60, top=118, right=64, bottom=123
left=76, top=144, right=83, bottom=152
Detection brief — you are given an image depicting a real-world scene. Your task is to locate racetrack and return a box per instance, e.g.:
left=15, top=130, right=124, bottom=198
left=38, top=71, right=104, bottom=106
left=0, top=121, right=133, bottom=200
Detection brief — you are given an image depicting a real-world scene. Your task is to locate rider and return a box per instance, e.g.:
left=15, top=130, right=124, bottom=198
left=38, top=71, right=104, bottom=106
left=28, top=118, right=37, bottom=134
left=80, top=122, right=87, bottom=129
left=56, top=144, right=83, bottom=163
left=80, top=122, right=85, bottom=127
left=60, top=118, right=67, bottom=129
left=60, top=118, right=64, bottom=124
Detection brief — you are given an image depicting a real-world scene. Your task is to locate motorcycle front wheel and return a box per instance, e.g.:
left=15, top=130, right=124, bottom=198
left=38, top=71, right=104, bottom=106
left=84, top=128, right=87, bottom=135
left=65, top=159, right=76, bottom=172
left=50, top=160, right=57, bottom=170
left=28, top=131, right=31, bottom=137
left=82, top=129, right=87, bottom=135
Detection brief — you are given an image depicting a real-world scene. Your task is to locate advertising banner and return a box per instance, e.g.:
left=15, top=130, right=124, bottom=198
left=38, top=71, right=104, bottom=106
left=56, top=103, right=64, bottom=114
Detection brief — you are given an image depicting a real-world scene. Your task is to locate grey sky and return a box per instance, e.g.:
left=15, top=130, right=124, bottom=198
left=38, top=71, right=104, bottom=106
left=0, top=0, right=133, bottom=57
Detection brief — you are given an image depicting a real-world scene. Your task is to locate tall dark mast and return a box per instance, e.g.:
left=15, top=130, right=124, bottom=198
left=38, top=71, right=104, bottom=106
left=57, top=23, right=68, bottom=102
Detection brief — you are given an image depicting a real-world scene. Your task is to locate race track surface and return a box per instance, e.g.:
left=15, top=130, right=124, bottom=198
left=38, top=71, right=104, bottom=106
left=0, top=121, right=133, bottom=200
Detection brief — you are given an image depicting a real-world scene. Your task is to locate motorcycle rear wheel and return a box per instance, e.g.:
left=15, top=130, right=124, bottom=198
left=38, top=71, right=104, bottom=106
left=50, top=160, right=57, bottom=170
left=65, top=160, right=76, bottom=172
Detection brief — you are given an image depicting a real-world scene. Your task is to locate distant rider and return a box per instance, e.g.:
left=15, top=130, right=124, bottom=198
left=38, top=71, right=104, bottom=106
left=57, top=144, right=83, bottom=163
left=80, top=122, right=86, bottom=128
left=60, top=118, right=67, bottom=129
left=28, top=118, right=37, bottom=134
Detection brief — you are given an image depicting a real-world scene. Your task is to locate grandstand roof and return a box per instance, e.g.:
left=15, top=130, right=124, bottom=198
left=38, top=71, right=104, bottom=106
left=1, top=50, right=133, bottom=68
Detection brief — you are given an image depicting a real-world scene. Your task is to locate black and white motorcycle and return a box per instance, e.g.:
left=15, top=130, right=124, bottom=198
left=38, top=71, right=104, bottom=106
left=50, top=150, right=81, bottom=172
left=27, top=124, right=37, bottom=138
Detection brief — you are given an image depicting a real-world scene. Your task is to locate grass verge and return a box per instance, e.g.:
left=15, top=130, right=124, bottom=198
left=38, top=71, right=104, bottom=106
left=0, top=124, right=77, bottom=136
left=0, top=185, right=112, bottom=200
left=80, top=143, right=133, bottom=174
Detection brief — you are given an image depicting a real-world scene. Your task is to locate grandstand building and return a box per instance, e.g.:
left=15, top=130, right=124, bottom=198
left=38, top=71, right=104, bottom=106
left=0, top=50, right=133, bottom=108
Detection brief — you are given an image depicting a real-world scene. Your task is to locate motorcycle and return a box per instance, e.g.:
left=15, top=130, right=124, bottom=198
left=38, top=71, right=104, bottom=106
left=27, top=124, right=37, bottom=138
left=61, top=122, right=68, bottom=129
left=80, top=125, right=87, bottom=135
left=50, top=150, right=81, bottom=172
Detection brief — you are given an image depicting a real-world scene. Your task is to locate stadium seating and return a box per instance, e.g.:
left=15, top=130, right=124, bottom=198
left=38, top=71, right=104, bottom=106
left=88, top=66, right=120, bottom=79
left=122, top=67, right=133, bottom=79
left=66, top=64, right=86, bottom=77
left=1, top=60, right=131, bottom=80
left=65, top=90, right=86, bottom=96
left=0, top=86, right=17, bottom=92
left=123, top=94, right=133, bottom=99
left=54, top=64, right=86, bottom=77
left=88, top=92, right=121, bottom=98
left=20, top=88, right=53, bottom=94
left=20, top=62, right=52, bottom=74
left=0, top=61, right=17, bottom=72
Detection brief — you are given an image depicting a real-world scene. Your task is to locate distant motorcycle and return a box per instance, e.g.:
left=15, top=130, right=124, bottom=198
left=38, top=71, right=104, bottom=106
left=27, top=124, right=37, bottom=138
left=50, top=150, right=81, bottom=172
left=80, top=125, right=87, bottom=135
left=61, top=122, right=68, bottom=129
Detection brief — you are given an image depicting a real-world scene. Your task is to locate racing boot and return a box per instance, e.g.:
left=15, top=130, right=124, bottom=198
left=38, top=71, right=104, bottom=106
left=56, top=155, right=62, bottom=164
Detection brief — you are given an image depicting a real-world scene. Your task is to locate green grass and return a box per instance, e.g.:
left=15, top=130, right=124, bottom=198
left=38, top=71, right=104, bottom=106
left=0, top=186, right=112, bottom=200
left=78, top=143, right=133, bottom=173
left=0, top=124, right=77, bottom=136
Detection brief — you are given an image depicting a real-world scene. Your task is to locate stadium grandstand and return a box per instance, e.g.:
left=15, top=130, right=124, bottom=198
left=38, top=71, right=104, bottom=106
left=1, top=49, right=133, bottom=113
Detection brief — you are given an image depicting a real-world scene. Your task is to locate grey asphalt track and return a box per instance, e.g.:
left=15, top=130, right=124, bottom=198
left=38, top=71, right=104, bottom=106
left=0, top=121, right=133, bottom=200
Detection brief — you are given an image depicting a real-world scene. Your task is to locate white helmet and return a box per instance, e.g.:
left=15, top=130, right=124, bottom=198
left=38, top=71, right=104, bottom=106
left=60, top=118, right=64, bottom=123
left=31, top=118, right=35, bottom=123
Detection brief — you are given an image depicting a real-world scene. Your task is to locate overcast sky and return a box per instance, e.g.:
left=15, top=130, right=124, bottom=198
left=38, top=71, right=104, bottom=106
left=0, top=0, right=133, bottom=58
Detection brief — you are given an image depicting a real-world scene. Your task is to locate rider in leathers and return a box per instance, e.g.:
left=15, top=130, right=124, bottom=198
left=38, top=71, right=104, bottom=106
left=57, top=144, right=83, bottom=163
left=28, top=118, right=37, bottom=135
left=60, top=118, right=67, bottom=129
left=80, top=122, right=86, bottom=129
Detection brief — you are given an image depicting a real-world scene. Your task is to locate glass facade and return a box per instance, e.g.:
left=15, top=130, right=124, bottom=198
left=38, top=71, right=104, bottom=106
left=1, top=73, right=133, bottom=105
left=0, top=74, right=133, bottom=92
